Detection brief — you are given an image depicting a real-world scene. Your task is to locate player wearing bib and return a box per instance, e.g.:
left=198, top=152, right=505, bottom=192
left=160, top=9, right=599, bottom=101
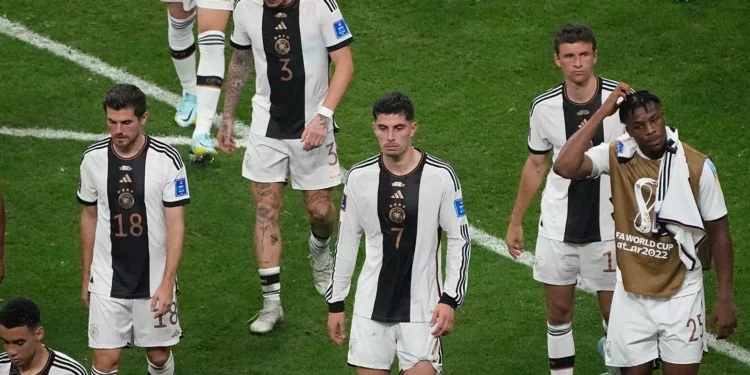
left=217, top=0, right=354, bottom=334
left=326, top=93, right=471, bottom=375
left=554, top=85, right=737, bottom=375
left=79, top=85, right=190, bottom=375
left=0, top=298, right=87, bottom=375
left=506, top=23, right=627, bottom=375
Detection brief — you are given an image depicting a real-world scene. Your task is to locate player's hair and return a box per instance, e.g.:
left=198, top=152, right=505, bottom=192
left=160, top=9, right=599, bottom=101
left=619, top=90, right=662, bottom=125
left=373, top=92, right=415, bottom=122
left=0, top=297, right=41, bottom=330
left=102, top=84, right=148, bottom=118
left=554, top=23, right=597, bottom=54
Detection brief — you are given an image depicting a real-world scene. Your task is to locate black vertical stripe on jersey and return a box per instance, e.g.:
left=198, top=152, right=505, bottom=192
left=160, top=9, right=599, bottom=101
left=262, top=1, right=306, bottom=139
left=107, top=139, right=151, bottom=298
left=561, top=78, right=604, bottom=244
left=372, top=155, right=426, bottom=322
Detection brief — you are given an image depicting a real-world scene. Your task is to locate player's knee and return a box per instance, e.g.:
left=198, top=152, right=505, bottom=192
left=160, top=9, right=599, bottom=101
left=167, top=2, right=194, bottom=19
left=547, top=303, right=573, bottom=325
left=196, top=8, right=230, bottom=33
left=93, top=350, right=121, bottom=372
left=256, top=201, right=282, bottom=223
left=403, top=361, right=437, bottom=375
left=146, top=347, right=171, bottom=367
left=307, top=201, right=333, bottom=223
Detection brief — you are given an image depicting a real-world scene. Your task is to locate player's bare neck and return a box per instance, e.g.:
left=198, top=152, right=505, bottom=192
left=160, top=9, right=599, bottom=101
left=113, top=133, right=146, bottom=159
left=383, top=148, right=422, bottom=177
left=19, top=345, right=49, bottom=374
left=565, top=75, right=598, bottom=104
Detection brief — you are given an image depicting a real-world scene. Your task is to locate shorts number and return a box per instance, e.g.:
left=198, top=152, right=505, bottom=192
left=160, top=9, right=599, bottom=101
left=326, top=142, right=339, bottom=166
left=603, top=251, right=615, bottom=272
left=114, top=213, right=143, bottom=237
left=280, top=58, right=293, bottom=81
left=392, top=228, right=404, bottom=249
left=687, top=314, right=704, bottom=342
left=154, top=301, right=178, bottom=328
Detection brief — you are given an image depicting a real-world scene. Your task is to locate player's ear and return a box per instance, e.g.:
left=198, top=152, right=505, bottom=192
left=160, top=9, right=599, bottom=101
left=553, top=53, right=562, bottom=68
left=593, top=49, right=598, bottom=65
left=140, top=111, right=149, bottom=127
left=411, top=122, right=418, bottom=136
left=34, top=326, right=44, bottom=342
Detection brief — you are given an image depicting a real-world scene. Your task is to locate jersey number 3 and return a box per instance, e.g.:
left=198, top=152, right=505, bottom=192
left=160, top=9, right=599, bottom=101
left=114, top=213, right=143, bottom=237
left=280, top=58, right=293, bottom=81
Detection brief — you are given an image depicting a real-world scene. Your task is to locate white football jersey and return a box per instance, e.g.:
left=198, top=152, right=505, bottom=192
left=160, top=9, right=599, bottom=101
left=0, top=348, right=87, bottom=375
left=230, top=0, right=354, bottom=139
left=528, top=77, right=626, bottom=244
left=77, top=136, right=190, bottom=299
left=326, top=152, right=471, bottom=323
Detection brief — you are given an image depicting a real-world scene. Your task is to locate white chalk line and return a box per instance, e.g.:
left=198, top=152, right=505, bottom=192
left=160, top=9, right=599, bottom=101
left=1, top=16, right=749, bottom=368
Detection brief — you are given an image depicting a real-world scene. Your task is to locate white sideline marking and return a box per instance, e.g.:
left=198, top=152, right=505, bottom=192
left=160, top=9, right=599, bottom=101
left=2, top=16, right=749, bottom=368
left=0, top=16, right=252, bottom=139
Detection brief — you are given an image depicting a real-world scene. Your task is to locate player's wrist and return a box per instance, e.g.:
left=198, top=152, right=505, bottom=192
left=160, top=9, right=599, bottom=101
left=439, top=293, right=457, bottom=310
left=317, top=106, right=334, bottom=119
left=328, top=301, right=345, bottom=313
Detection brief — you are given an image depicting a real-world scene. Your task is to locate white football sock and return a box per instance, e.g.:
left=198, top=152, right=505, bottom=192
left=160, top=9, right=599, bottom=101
left=92, top=368, right=118, bottom=375
left=259, top=267, right=281, bottom=303
left=168, top=12, right=197, bottom=96
left=309, top=232, right=331, bottom=261
left=195, top=30, right=225, bottom=136
left=147, top=351, right=175, bottom=375
left=547, top=321, right=574, bottom=375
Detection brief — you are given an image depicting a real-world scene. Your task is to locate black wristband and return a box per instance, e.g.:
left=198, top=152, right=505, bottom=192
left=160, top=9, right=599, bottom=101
left=328, top=301, right=345, bottom=313
left=439, top=293, right=458, bottom=309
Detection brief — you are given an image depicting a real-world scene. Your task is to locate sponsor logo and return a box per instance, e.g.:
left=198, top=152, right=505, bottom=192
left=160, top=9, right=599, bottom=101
left=119, top=174, right=132, bottom=183
left=119, top=165, right=132, bottom=171
left=392, top=181, right=405, bottom=188
left=391, top=190, right=404, bottom=199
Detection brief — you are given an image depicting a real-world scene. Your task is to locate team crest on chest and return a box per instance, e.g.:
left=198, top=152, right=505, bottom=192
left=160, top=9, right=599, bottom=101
left=274, top=35, right=290, bottom=55
left=117, top=188, right=135, bottom=210
left=389, top=202, right=406, bottom=224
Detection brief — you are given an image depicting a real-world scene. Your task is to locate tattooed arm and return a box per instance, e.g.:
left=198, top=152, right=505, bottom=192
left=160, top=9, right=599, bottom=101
left=218, top=48, right=254, bottom=153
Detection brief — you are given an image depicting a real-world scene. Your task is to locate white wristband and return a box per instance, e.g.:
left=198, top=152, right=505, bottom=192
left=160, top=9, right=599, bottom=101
left=317, top=106, right=334, bottom=119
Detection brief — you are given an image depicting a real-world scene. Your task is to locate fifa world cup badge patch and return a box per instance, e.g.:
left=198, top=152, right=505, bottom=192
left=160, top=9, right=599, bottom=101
left=333, top=19, right=350, bottom=39
left=175, top=177, right=188, bottom=197
left=616, top=140, right=624, bottom=154
left=341, top=193, right=347, bottom=212
left=454, top=198, right=466, bottom=218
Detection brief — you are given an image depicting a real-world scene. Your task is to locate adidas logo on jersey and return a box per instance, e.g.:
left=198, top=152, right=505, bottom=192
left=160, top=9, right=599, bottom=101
left=391, top=190, right=404, bottom=199
left=275, top=22, right=287, bottom=30
left=119, top=174, right=132, bottom=183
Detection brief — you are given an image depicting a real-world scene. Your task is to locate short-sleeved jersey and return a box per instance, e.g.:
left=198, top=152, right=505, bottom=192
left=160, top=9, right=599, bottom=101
left=528, top=77, right=626, bottom=244
left=0, top=348, right=87, bottom=375
left=326, top=152, right=471, bottom=323
left=585, top=141, right=727, bottom=297
left=230, top=0, right=354, bottom=139
left=78, top=136, right=190, bottom=299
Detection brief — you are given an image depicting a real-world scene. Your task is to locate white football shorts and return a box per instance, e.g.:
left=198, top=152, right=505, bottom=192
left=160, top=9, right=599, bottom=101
left=160, top=0, right=196, bottom=12
left=196, top=0, right=236, bottom=11
left=605, top=281, right=707, bottom=367
left=88, top=292, right=182, bottom=349
left=242, top=131, right=342, bottom=190
left=347, top=314, right=443, bottom=374
left=532, top=234, right=616, bottom=292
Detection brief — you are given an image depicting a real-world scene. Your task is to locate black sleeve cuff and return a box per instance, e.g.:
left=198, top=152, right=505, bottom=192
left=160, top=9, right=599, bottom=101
left=77, top=196, right=96, bottom=206
left=327, top=37, right=353, bottom=52
left=328, top=301, right=345, bottom=313
left=163, top=198, right=190, bottom=207
left=230, top=40, right=252, bottom=50
left=439, top=293, right=458, bottom=309
left=528, top=145, right=551, bottom=155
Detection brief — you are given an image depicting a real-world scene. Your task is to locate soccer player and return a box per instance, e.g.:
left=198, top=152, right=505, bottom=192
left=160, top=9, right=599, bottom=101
left=325, top=93, right=471, bottom=374
left=161, top=0, right=198, bottom=128
left=554, top=85, right=737, bottom=375
left=0, top=185, right=5, bottom=285
left=217, top=0, right=354, bottom=333
left=505, top=23, right=627, bottom=374
left=0, top=297, right=87, bottom=375
left=78, top=84, right=190, bottom=375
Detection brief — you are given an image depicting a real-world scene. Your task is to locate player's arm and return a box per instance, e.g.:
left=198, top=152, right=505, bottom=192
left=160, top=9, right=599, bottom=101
left=326, top=181, right=362, bottom=345
left=698, top=159, right=737, bottom=339
left=554, top=82, right=631, bottom=179
left=434, top=170, right=470, bottom=337
left=219, top=14, right=255, bottom=153
left=316, top=0, right=354, bottom=119
left=77, top=159, right=98, bottom=307
left=506, top=153, right=548, bottom=256
left=0, top=185, right=5, bottom=284
left=154, top=161, right=191, bottom=317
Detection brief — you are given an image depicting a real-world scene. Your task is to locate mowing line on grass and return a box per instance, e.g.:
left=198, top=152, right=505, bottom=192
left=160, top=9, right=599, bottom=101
left=2, top=16, right=749, bottom=367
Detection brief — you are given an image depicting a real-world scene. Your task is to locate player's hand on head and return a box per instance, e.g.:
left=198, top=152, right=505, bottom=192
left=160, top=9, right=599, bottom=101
left=506, top=224, right=525, bottom=259
left=710, top=299, right=738, bottom=339
left=151, top=282, right=174, bottom=318
left=301, top=115, right=328, bottom=151
left=327, top=312, right=346, bottom=345
left=430, top=303, right=455, bottom=337
left=601, top=82, right=632, bottom=117
left=218, top=115, right=237, bottom=153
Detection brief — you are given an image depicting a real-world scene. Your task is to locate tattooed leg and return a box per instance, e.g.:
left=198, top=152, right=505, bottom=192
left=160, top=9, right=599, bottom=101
left=252, top=181, right=284, bottom=268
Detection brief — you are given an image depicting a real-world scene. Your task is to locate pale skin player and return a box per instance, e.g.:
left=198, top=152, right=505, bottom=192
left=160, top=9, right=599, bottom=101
left=80, top=102, right=185, bottom=373
left=506, top=33, right=613, bottom=342
left=327, top=111, right=455, bottom=375
left=216, top=0, right=354, bottom=308
left=555, top=82, right=738, bottom=375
